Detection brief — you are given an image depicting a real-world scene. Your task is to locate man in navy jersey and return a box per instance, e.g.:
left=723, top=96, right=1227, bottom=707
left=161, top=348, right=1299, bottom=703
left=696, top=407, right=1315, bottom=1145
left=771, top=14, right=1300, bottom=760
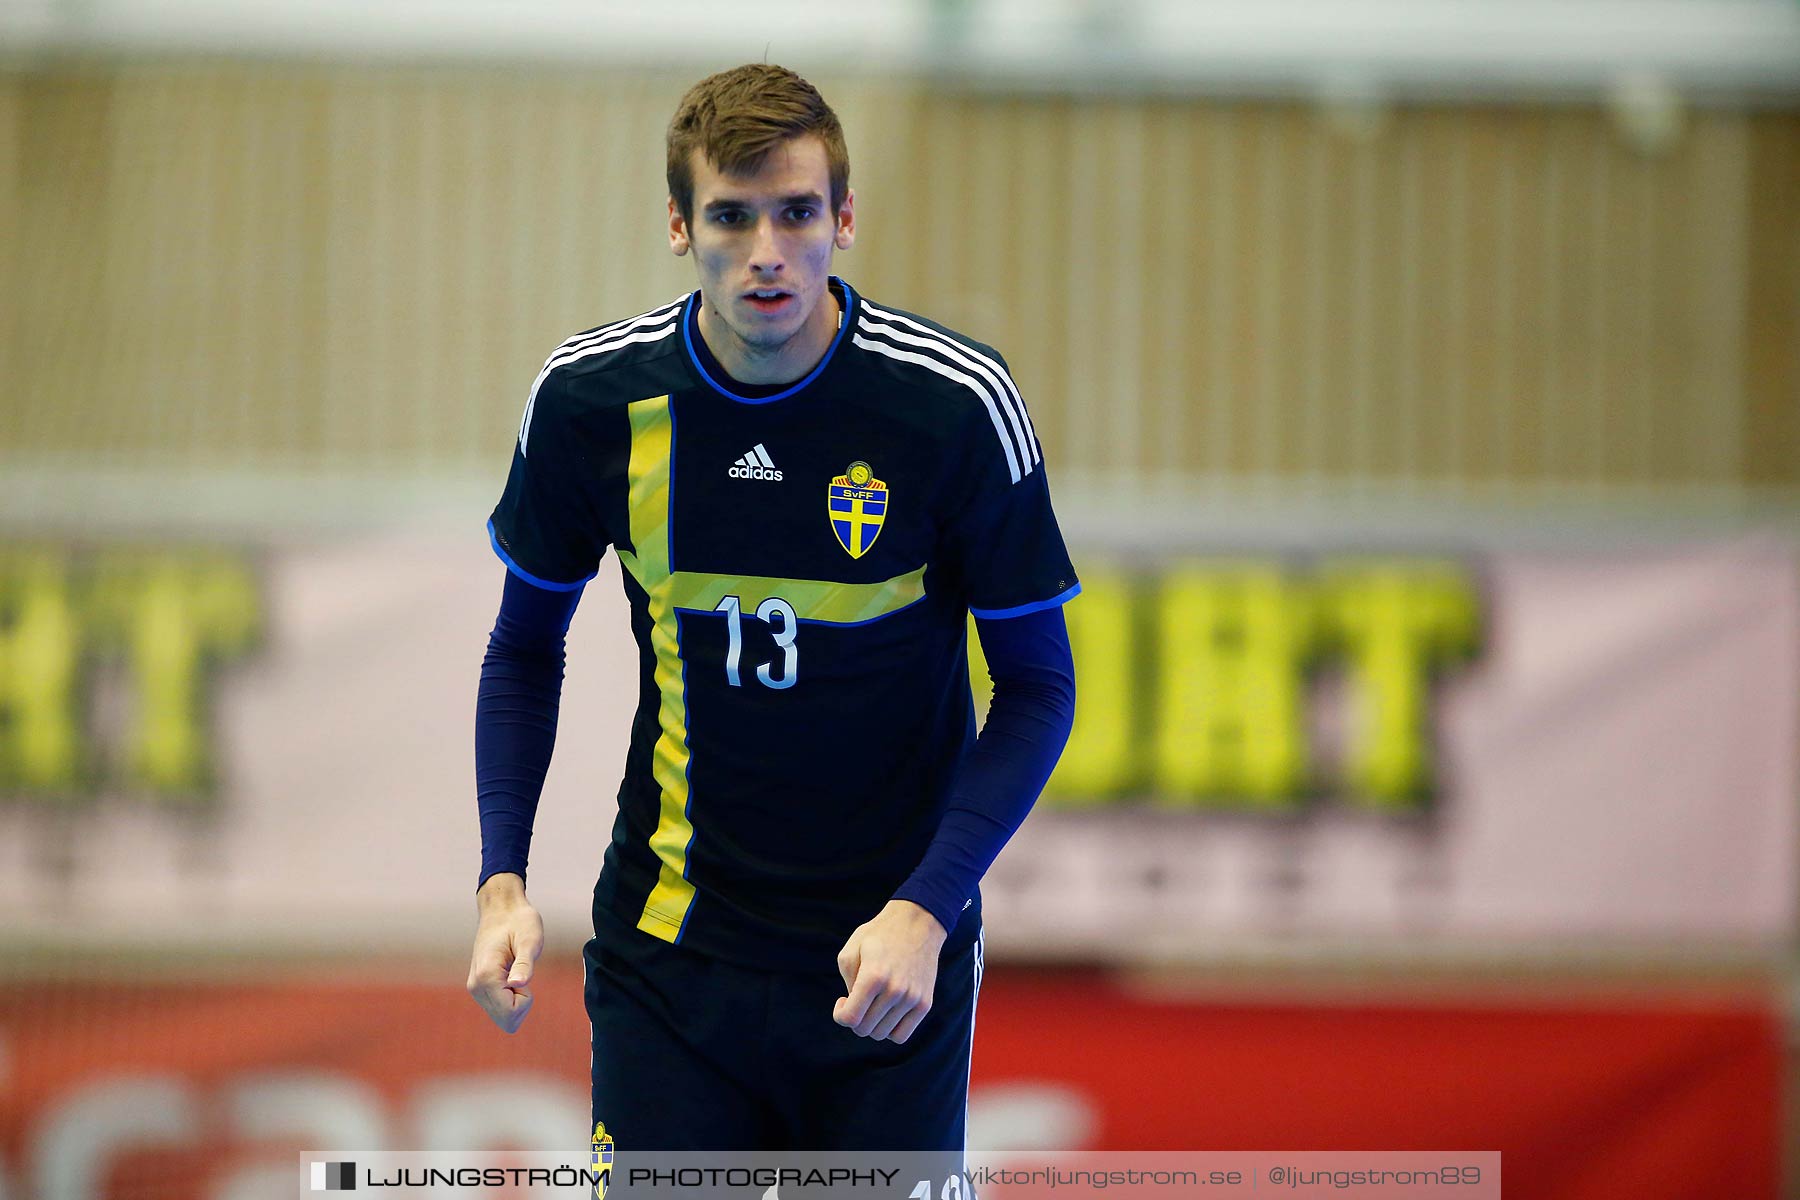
left=466, top=63, right=1079, bottom=1153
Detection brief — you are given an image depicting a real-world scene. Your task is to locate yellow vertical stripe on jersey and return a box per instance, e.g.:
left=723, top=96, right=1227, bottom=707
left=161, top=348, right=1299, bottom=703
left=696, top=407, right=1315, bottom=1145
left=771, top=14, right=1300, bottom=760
left=619, top=395, right=695, bottom=943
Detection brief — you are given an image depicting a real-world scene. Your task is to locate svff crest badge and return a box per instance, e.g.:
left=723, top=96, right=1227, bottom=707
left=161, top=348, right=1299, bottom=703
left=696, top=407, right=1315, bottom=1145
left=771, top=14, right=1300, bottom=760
left=829, top=460, right=888, bottom=559
left=591, top=1122, right=614, bottom=1198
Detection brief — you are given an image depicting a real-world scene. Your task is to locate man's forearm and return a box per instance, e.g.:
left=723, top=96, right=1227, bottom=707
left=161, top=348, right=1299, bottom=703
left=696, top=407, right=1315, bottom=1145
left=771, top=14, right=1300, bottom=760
left=477, top=871, right=527, bottom=908
left=475, top=570, right=583, bottom=890
left=891, top=607, right=1076, bottom=933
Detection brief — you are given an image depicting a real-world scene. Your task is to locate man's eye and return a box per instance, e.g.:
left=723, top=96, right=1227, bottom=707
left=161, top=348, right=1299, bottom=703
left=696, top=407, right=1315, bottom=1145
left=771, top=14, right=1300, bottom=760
left=713, top=211, right=742, bottom=225
left=788, top=207, right=815, bottom=222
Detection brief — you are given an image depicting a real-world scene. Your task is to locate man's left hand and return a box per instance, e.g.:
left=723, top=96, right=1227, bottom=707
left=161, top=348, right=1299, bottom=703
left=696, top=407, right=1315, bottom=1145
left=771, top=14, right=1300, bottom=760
left=833, top=900, right=948, bottom=1043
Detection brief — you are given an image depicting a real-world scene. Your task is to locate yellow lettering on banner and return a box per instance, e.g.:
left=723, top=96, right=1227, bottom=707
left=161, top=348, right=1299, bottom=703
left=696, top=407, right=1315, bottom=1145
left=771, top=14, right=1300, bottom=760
left=1151, top=564, right=1314, bottom=807
left=90, top=552, right=261, bottom=797
left=132, top=556, right=260, bottom=793
left=1318, top=560, right=1479, bottom=807
left=0, top=551, right=82, bottom=792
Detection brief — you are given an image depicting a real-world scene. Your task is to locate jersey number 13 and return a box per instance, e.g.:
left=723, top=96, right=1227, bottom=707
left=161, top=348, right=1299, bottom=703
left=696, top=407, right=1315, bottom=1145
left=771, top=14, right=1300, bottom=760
left=714, top=595, right=798, bottom=690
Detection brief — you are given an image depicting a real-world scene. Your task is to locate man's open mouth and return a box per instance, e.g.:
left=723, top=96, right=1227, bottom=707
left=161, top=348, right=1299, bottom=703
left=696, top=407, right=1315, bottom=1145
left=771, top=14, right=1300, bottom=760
left=745, top=289, right=792, bottom=313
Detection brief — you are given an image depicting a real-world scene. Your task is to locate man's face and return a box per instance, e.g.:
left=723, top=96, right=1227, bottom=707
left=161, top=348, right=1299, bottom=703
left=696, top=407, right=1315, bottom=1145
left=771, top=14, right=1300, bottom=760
left=669, top=134, right=854, bottom=363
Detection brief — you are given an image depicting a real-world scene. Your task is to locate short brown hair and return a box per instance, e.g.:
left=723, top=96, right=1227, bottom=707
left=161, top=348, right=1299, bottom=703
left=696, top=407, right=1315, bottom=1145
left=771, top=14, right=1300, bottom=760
left=666, top=64, right=850, bottom=227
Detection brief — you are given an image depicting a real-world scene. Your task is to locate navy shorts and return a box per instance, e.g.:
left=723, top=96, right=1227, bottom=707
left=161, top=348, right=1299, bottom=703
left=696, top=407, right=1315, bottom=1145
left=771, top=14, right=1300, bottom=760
left=583, top=907, right=985, bottom=1152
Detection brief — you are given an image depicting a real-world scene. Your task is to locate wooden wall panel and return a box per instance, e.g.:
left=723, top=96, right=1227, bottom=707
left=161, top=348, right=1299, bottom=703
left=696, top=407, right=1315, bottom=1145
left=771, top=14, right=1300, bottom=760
left=0, top=63, right=1793, bottom=498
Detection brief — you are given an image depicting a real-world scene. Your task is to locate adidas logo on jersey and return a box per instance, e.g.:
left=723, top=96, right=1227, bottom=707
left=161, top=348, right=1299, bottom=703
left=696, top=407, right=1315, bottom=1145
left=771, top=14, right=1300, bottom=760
left=729, top=444, right=783, bottom=481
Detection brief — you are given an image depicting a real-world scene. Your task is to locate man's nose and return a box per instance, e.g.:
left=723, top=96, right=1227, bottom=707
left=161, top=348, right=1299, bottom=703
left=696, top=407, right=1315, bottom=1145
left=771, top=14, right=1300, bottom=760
left=747, top=216, right=782, bottom=274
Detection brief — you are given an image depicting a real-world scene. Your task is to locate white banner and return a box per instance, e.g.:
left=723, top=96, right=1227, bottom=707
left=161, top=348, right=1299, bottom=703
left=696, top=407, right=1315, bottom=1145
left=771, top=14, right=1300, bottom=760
left=0, top=531, right=1791, bottom=961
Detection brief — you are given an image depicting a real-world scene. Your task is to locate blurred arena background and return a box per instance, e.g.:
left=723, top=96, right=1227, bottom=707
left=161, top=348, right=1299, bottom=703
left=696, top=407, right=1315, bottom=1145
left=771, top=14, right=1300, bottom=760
left=1, top=1, right=1798, bottom=1197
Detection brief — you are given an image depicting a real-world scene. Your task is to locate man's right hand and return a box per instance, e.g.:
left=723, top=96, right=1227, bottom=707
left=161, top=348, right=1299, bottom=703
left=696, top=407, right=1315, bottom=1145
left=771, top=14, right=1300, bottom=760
left=466, top=872, right=545, bottom=1034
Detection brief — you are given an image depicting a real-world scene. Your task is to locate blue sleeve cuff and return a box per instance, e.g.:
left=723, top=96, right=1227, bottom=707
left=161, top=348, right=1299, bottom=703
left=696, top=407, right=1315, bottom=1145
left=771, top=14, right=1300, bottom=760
left=969, top=580, right=1081, bottom=620
left=487, top=517, right=596, bottom=592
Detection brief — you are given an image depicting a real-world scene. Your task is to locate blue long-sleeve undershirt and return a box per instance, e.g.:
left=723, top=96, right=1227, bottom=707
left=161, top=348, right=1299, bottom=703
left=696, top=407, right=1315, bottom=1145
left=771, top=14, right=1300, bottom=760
left=889, top=607, right=1075, bottom=933
left=474, top=570, right=1077, bottom=932
left=475, top=569, right=582, bottom=890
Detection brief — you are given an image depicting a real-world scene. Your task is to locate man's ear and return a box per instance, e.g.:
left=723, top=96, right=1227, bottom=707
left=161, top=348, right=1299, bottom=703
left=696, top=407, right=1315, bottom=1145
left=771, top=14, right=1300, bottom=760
left=834, top=187, right=856, bottom=251
left=668, top=196, right=690, bottom=257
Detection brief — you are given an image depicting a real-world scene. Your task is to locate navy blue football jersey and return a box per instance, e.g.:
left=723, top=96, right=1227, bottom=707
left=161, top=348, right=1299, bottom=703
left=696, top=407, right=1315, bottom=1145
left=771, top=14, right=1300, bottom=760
left=488, top=276, right=1079, bottom=971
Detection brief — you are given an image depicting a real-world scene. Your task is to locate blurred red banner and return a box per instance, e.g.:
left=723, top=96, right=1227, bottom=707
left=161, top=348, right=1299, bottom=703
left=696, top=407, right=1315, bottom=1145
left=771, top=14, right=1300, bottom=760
left=0, top=966, right=1779, bottom=1199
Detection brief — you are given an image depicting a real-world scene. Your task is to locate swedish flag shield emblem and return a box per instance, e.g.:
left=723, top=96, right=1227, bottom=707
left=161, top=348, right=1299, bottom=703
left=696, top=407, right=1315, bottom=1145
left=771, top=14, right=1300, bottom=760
left=591, top=1122, right=614, bottom=1198
left=828, top=460, right=888, bottom=559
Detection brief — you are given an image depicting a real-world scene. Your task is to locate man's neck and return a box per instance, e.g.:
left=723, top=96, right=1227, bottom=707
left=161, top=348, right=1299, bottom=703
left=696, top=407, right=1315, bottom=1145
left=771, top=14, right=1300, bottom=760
left=697, top=286, right=840, bottom=386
